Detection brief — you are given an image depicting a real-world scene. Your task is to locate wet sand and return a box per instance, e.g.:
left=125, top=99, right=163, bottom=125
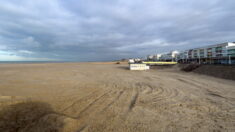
left=0, top=63, right=235, bottom=132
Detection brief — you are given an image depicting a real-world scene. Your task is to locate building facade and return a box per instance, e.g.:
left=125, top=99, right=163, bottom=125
left=178, top=42, right=235, bottom=64
left=147, top=42, right=235, bottom=64
left=153, top=51, right=180, bottom=62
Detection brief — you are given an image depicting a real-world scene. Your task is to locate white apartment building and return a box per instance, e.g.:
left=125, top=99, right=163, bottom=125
left=157, top=50, right=180, bottom=61
left=178, top=42, right=235, bottom=64
left=146, top=42, right=235, bottom=64
left=152, top=54, right=162, bottom=61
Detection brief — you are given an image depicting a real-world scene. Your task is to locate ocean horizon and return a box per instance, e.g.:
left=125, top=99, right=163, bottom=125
left=0, top=61, right=71, bottom=64
left=0, top=60, right=116, bottom=64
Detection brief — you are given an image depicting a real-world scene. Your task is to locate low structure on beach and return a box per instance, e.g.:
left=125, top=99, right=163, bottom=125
left=129, top=63, right=150, bottom=70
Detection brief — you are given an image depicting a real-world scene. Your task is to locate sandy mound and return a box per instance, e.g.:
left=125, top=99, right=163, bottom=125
left=0, top=101, right=79, bottom=132
left=193, top=65, right=235, bottom=80
left=180, top=64, right=200, bottom=72
left=178, top=64, right=235, bottom=80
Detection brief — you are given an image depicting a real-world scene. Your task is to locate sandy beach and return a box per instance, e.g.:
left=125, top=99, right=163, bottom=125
left=0, top=62, right=235, bottom=132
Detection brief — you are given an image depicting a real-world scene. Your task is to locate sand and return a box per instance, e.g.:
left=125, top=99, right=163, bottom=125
left=0, top=62, right=235, bottom=132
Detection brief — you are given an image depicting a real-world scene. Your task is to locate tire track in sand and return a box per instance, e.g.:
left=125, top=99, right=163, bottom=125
left=101, top=90, right=124, bottom=112
left=75, top=90, right=112, bottom=119
left=127, top=83, right=140, bottom=112
left=61, top=90, right=99, bottom=113
left=128, top=91, right=139, bottom=111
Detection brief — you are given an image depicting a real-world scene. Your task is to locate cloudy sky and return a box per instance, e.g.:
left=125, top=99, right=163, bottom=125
left=0, top=0, right=234, bottom=61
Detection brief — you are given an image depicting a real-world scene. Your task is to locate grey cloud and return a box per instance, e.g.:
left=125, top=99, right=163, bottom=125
left=0, top=0, right=234, bottom=61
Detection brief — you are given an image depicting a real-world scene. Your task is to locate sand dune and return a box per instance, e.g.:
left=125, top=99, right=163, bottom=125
left=0, top=63, right=235, bottom=132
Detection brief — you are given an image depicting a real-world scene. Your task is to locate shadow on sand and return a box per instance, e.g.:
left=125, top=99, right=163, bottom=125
left=117, top=66, right=129, bottom=70
left=0, top=101, right=64, bottom=132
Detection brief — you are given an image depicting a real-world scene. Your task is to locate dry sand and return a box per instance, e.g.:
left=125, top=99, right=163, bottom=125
left=0, top=62, right=235, bottom=132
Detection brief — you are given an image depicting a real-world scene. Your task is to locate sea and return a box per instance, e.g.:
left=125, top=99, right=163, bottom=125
left=0, top=61, right=71, bottom=64
left=0, top=61, right=107, bottom=64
